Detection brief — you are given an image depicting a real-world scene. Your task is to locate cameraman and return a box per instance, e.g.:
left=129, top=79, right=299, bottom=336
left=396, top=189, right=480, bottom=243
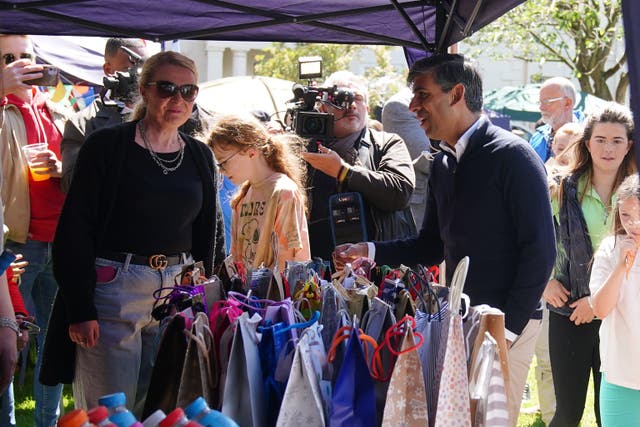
left=60, top=38, right=148, bottom=193
left=301, top=71, right=415, bottom=262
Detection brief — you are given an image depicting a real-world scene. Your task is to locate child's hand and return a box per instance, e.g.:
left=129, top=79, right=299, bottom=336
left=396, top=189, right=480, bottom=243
left=618, top=235, right=640, bottom=278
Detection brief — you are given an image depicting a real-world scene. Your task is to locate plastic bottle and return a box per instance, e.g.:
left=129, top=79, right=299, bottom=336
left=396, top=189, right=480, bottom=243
left=98, top=392, right=139, bottom=427
left=184, top=397, right=238, bottom=427
left=158, top=408, right=189, bottom=427
left=98, top=392, right=129, bottom=415
left=88, top=406, right=117, bottom=427
left=109, top=411, right=139, bottom=427
left=141, top=409, right=166, bottom=427
left=57, top=409, right=94, bottom=427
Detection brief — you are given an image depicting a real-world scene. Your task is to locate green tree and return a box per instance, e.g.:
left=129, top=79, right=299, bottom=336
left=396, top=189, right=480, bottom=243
left=254, top=42, right=359, bottom=82
left=466, top=0, right=626, bottom=102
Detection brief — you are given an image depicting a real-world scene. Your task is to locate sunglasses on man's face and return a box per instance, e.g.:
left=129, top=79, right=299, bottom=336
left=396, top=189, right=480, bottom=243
left=2, top=52, right=35, bottom=65
left=146, top=81, right=199, bottom=102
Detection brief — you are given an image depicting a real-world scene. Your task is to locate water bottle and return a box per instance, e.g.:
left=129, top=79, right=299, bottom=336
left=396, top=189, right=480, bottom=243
left=141, top=409, right=166, bottom=427
left=57, top=409, right=94, bottom=427
left=98, top=392, right=129, bottom=415
left=184, top=397, right=238, bottom=427
left=98, top=392, right=139, bottom=427
left=109, top=411, right=139, bottom=427
left=88, top=406, right=117, bottom=427
left=158, top=408, right=189, bottom=427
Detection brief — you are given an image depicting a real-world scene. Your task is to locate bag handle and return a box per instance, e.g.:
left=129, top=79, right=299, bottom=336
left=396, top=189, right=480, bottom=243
left=327, top=325, right=378, bottom=367
left=370, top=315, right=424, bottom=381
left=449, top=256, right=469, bottom=315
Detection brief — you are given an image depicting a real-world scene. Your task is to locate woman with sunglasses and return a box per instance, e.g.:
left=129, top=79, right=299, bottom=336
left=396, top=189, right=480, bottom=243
left=41, top=51, right=226, bottom=414
left=208, top=114, right=310, bottom=272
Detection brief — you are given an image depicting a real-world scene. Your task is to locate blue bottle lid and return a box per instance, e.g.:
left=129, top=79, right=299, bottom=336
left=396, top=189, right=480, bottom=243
left=110, top=410, right=137, bottom=427
left=184, top=397, right=208, bottom=419
left=198, top=410, right=239, bottom=427
left=98, top=392, right=127, bottom=409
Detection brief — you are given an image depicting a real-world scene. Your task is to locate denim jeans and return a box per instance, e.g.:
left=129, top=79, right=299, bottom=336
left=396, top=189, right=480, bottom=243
left=6, top=239, right=63, bottom=427
left=72, top=254, right=190, bottom=417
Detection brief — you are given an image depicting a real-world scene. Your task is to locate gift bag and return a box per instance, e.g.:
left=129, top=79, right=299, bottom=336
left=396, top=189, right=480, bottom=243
left=381, top=319, right=428, bottom=427
left=320, top=280, right=348, bottom=351
left=276, top=323, right=329, bottom=427
left=330, top=325, right=376, bottom=427
left=361, top=297, right=397, bottom=424
left=176, top=312, right=216, bottom=408
left=221, top=312, right=267, bottom=427
left=142, top=314, right=188, bottom=418
left=469, top=332, right=509, bottom=427
left=434, top=257, right=471, bottom=427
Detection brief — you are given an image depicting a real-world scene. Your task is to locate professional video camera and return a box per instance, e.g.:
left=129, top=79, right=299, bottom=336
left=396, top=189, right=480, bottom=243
left=102, top=46, right=144, bottom=106
left=286, top=56, right=355, bottom=151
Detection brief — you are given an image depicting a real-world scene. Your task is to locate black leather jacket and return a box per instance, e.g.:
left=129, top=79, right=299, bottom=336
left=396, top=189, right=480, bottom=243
left=550, top=173, right=593, bottom=316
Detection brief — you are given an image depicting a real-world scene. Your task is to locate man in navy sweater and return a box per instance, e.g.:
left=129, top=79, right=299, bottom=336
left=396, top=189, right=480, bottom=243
left=334, top=54, right=556, bottom=426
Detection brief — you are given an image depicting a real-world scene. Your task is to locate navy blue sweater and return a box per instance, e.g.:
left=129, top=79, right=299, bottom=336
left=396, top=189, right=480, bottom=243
left=376, top=118, right=556, bottom=335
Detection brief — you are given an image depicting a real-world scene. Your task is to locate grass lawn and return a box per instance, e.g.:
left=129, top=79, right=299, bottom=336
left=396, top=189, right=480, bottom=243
left=12, top=350, right=597, bottom=426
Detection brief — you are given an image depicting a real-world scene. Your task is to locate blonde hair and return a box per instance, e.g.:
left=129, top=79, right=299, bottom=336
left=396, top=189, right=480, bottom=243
left=131, top=51, right=198, bottom=121
left=207, top=115, right=308, bottom=214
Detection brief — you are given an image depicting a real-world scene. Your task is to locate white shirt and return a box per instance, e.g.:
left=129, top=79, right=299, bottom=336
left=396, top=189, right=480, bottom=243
left=589, top=235, right=640, bottom=390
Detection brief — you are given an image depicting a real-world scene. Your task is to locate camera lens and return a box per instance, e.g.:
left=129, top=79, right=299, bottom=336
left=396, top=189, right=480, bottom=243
left=303, top=117, right=325, bottom=134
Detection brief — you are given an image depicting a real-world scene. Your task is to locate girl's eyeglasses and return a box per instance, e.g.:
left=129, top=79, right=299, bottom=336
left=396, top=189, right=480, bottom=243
left=216, top=150, right=242, bottom=171
left=3, top=53, right=35, bottom=65
left=146, top=81, right=199, bottom=102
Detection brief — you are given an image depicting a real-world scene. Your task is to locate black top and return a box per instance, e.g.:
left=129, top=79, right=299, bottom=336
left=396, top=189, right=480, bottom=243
left=41, top=121, right=226, bottom=386
left=102, top=140, right=203, bottom=254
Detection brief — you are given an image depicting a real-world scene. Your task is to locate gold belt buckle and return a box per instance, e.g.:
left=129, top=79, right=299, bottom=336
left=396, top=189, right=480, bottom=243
left=149, top=254, right=168, bottom=270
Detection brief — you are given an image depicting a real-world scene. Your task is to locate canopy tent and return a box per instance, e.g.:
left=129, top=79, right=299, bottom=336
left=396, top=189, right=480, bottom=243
left=2, top=0, right=640, bottom=168
left=31, top=35, right=105, bottom=86
left=1, top=1, right=525, bottom=54
left=30, top=36, right=161, bottom=86
left=484, top=84, right=609, bottom=123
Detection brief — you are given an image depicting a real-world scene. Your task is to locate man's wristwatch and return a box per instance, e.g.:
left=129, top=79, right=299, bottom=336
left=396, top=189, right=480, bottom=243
left=0, top=317, right=21, bottom=337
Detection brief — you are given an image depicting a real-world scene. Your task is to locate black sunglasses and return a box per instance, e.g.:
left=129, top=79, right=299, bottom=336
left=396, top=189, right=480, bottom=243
left=3, top=52, right=35, bottom=65
left=146, top=81, right=199, bottom=102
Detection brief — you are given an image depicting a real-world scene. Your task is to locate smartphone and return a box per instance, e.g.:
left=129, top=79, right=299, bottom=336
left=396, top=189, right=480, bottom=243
left=24, top=64, right=59, bottom=86
left=329, top=192, right=368, bottom=247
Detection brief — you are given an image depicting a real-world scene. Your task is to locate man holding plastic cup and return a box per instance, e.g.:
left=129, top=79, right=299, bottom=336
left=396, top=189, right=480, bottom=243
left=0, top=34, right=71, bottom=427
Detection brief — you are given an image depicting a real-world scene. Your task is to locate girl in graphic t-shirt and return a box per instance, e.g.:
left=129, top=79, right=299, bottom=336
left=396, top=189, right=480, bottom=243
left=208, top=115, right=310, bottom=271
left=589, top=173, right=640, bottom=427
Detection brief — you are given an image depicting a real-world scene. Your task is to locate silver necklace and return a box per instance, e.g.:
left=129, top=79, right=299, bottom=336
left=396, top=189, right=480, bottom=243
left=138, top=121, right=185, bottom=175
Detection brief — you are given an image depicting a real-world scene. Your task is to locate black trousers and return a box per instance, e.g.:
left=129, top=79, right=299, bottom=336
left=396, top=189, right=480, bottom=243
left=548, top=310, right=601, bottom=427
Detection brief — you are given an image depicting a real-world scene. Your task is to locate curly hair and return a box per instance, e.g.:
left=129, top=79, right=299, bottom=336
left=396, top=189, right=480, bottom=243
left=207, top=114, right=308, bottom=214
